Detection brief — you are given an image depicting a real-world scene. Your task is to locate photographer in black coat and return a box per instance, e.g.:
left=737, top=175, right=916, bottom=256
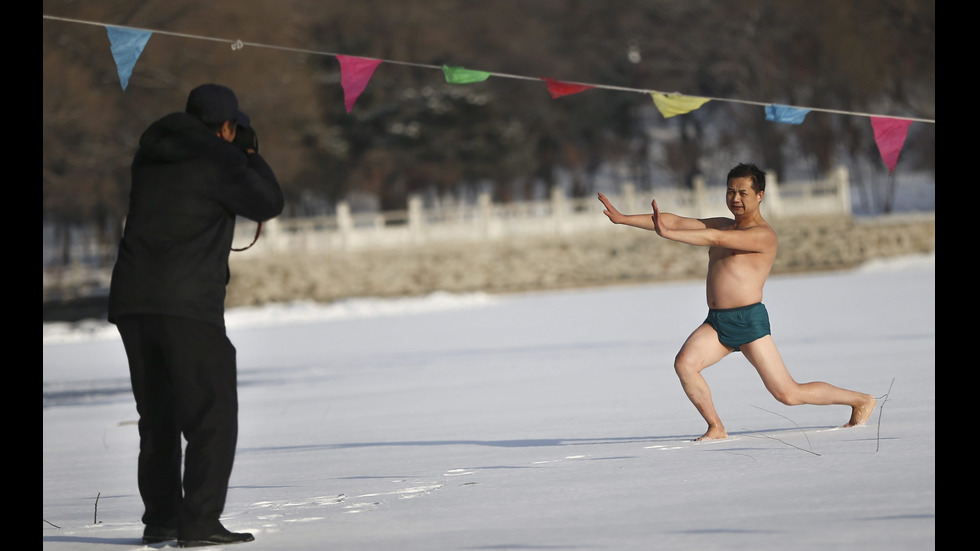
left=108, top=84, right=283, bottom=548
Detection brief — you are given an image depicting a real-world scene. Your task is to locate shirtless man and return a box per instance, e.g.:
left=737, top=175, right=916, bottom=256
left=597, top=163, right=876, bottom=440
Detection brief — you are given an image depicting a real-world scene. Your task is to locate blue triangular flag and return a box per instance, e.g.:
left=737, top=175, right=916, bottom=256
left=106, top=26, right=152, bottom=90
left=765, top=104, right=810, bottom=125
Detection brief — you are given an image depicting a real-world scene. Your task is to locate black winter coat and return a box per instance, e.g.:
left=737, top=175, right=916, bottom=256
left=108, top=112, right=284, bottom=327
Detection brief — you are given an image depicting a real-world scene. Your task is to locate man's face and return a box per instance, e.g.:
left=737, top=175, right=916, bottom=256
left=219, top=120, right=237, bottom=143
left=726, top=176, right=763, bottom=215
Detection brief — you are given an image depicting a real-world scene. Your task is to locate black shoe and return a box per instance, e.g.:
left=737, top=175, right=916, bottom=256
left=142, top=525, right=178, bottom=544
left=178, top=528, right=254, bottom=548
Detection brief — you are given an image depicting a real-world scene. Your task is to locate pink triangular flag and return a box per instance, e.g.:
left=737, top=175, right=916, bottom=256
left=870, top=117, right=912, bottom=174
left=337, top=55, right=383, bottom=113
left=542, top=78, right=595, bottom=99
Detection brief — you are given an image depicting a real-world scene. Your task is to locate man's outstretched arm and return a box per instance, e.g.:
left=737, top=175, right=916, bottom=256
left=651, top=199, right=774, bottom=253
left=598, top=192, right=729, bottom=231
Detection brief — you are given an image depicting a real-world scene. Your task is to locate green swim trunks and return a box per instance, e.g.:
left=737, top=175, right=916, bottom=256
left=704, top=302, right=771, bottom=352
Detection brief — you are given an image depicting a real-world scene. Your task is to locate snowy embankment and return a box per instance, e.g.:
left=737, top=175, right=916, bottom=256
left=43, top=291, right=499, bottom=346
left=43, top=252, right=934, bottom=346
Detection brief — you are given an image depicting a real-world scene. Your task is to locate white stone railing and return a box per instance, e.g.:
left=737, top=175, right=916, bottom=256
left=239, top=166, right=853, bottom=255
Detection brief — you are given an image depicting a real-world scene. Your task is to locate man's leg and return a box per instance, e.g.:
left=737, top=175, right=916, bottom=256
left=157, top=317, right=241, bottom=541
left=673, top=323, right=734, bottom=440
left=739, top=336, right=876, bottom=426
left=117, top=316, right=182, bottom=532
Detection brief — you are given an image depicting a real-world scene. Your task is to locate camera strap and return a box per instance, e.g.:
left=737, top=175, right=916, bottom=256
left=232, top=221, right=263, bottom=252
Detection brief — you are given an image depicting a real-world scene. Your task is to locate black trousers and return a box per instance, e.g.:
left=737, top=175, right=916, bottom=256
left=115, top=314, right=239, bottom=539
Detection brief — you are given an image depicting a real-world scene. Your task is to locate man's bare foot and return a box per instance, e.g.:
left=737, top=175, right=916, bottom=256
left=842, top=395, right=877, bottom=427
left=694, top=426, right=728, bottom=441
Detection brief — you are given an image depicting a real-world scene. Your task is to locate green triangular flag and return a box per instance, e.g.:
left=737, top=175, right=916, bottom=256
left=443, top=65, right=491, bottom=84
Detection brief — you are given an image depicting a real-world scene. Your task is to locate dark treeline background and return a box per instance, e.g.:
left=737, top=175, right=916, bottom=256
left=43, top=0, right=934, bottom=262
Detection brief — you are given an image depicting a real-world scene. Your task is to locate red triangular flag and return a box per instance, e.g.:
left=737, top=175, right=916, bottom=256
left=542, top=78, right=595, bottom=99
left=870, top=117, right=913, bottom=174
left=337, top=55, right=383, bottom=113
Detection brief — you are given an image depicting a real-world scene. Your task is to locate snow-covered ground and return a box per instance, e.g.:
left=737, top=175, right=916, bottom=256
left=43, top=253, right=935, bottom=550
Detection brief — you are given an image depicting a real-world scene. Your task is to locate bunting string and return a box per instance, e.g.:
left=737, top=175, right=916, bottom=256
left=43, top=14, right=935, bottom=174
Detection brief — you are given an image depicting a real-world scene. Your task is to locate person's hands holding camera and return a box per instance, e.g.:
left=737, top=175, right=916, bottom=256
left=233, top=124, right=258, bottom=154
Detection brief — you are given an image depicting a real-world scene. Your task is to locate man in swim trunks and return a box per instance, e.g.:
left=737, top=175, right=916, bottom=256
left=704, top=302, right=770, bottom=352
left=598, top=163, right=877, bottom=441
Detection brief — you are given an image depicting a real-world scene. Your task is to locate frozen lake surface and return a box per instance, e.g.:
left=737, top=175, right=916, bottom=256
left=43, top=253, right=935, bottom=550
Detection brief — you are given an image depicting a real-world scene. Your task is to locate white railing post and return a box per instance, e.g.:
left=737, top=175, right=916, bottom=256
left=765, top=170, right=783, bottom=218
left=254, top=216, right=276, bottom=253
left=833, top=165, right=852, bottom=216
left=408, top=194, right=424, bottom=244
left=477, top=191, right=494, bottom=238
left=550, top=186, right=566, bottom=234
left=622, top=181, right=637, bottom=214
left=336, top=201, right=353, bottom=249
left=692, top=175, right=708, bottom=218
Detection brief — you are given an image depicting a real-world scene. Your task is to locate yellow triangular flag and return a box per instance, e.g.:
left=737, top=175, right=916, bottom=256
left=650, top=93, right=710, bottom=118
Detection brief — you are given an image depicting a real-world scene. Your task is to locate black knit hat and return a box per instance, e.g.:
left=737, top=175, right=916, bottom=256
left=185, top=84, right=250, bottom=127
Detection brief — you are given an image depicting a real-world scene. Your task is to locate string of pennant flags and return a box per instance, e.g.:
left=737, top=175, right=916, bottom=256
left=44, top=14, right=935, bottom=175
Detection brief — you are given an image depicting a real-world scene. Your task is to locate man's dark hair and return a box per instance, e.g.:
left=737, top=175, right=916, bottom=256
left=727, top=163, right=767, bottom=193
